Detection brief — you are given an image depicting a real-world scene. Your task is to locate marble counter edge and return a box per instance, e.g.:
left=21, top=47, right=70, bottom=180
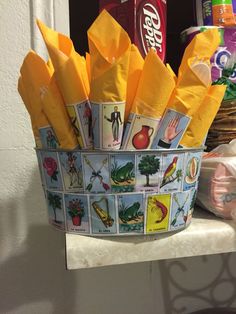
left=65, top=209, right=236, bottom=270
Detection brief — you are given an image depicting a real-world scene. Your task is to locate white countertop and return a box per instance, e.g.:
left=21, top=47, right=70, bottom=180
left=65, top=208, right=236, bottom=270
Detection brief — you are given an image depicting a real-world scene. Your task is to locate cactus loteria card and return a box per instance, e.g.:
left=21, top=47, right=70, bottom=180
left=64, top=194, right=89, bottom=233
left=90, top=195, right=117, bottom=234
left=110, top=154, right=135, bottom=193
left=117, top=193, right=144, bottom=233
left=146, top=193, right=171, bottom=233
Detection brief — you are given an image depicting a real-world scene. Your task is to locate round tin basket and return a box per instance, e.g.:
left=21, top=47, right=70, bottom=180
left=36, top=147, right=204, bottom=236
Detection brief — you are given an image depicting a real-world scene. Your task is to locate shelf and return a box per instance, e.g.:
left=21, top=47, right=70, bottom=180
left=65, top=207, right=236, bottom=270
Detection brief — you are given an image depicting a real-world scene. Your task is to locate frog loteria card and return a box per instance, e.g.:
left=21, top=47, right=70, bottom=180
left=146, top=193, right=171, bottom=233
left=117, top=193, right=144, bottom=233
left=110, top=154, right=135, bottom=193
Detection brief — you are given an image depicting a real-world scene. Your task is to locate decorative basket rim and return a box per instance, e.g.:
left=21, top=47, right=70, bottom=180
left=35, top=146, right=205, bottom=154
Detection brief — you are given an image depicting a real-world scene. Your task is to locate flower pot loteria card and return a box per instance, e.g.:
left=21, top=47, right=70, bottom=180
left=64, top=194, right=90, bottom=233
left=41, top=151, right=63, bottom=190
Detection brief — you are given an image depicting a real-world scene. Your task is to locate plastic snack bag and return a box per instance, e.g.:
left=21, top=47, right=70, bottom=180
left=197, top=139, right=236, bottom=219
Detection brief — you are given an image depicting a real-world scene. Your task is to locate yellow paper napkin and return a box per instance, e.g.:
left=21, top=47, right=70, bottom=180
left=87, top=10, right=131, bottom=149
left=131, top=49, right=175, bottom=118
left=167, top=57, right=212, bottom=117
left=124, top=44, right=144, bottom=122
left=179, top=28, right=220, bottom=77
left=122, top=49, right=175, bottom=150
left=37, top=19, right=91, bottom=148
left=20, top=50, right=78, bottom=149
left=40, top=75, right=79, bottom=149
left=18, top=76, right=42, bottom=147
left=88, top=9, right=131, bottom=102
left=180, top=84, right=226, bottom=147
left=20, top=51, right=51, bottom=129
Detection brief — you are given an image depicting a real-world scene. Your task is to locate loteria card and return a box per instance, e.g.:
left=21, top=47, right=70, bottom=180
left=58, top=151, right=83, bottom=192
left=90, top=195, right=117, bottom=234
left=66, top=105, right=83, bottom=147
left=39, top=126, right=59, bottom=149
left=41, top=151, right=63, bottom=190
left=122, top=114, right=160, bottom=150
left=151, top=109, right=191, bottom=149
left=117, top=193, right=144, bottom=233
left=159, top=153, right=185, bottom=193
left=183, top=151, right=202, bottom=191
left=146, top=193, right=171, bottom=233
left=110, top=154, right=136, bottom=193
left=102, top=103, right=125, bottom=149
left=46, top=190, right=65, bottom=230
left=169, top=191, right=190, bottom=230
left=82, top=153, right=111, bottom=193
left=136, top=153, right=161, bottom=192
left=186, top=187, right=198, bottom=226
left=36, top=150, right=45, bottom=187
left=75, top=100, right=93, bottom=148
left=64, top=193, right=90, bottom=233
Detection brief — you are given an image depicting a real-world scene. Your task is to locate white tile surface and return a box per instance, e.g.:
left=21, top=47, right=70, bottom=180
left=66, top=208, right=236, bottom=269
